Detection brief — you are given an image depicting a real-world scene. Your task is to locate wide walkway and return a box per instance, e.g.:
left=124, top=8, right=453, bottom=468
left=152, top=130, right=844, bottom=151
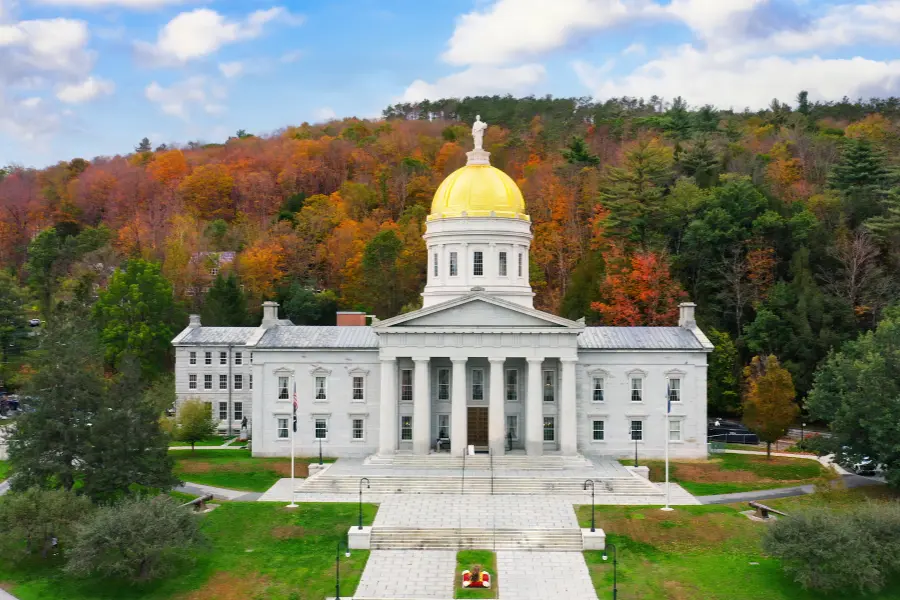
left=354, top=550, right=456, bottom=599
left=374, top=495, right=579, bottom=529
left=498, top=551, right=598, bottom=600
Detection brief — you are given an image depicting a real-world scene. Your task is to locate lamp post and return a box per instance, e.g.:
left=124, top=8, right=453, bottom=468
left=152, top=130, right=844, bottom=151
left=318, top=435, right=323, bottom=465
left=358, top=477, right=370, bottom=530
left=583, top=479, right=595, bottom=532
left=634, top=438, right=638, bottom=467
left=335, top=540, right=350, bottom=600
left=602, top=542, right=618, bottom=600
left=801, top=422, right=806, bottom=442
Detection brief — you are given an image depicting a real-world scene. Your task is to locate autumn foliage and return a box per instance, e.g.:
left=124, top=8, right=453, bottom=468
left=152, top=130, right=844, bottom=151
left=742, top=355, right=798, bottom=457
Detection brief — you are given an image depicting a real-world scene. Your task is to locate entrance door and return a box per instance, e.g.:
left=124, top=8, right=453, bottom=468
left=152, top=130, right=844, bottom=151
left=467, top=407, right=488, bottom=447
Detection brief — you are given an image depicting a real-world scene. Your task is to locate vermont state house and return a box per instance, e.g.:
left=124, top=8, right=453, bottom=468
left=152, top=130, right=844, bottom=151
left=172, top=124, right=713, bottom=459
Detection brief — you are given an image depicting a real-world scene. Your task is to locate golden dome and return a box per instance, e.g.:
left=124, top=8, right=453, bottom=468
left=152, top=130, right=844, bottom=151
left=429, top=163, right=529, bottom=221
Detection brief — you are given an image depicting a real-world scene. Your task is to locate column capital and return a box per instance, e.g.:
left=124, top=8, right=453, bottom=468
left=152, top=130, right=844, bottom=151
left=488, top=357, right=506, bottom=364
left=526, top=357, right=545, bottom=365
left=380, top=357, right=396, bottom=364
left=450, top=357, right=468, bottom=365
left=412, top=357, right=430, bottom=364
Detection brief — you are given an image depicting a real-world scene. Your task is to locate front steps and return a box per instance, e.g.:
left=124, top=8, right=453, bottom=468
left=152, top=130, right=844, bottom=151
left=369, top=527, right=584, bottom=551
left=300, top=474, right=661, bottom=496
left=364, top=453, right=595, bottom=470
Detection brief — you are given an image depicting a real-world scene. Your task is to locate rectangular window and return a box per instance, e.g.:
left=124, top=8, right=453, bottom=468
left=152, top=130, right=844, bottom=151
left=234, top=352, right=243, bottom=365
left=506, top=369, right=518, bottom=401
left=668, top=378, right=681, bottom=403
left=631, top=420, right=643, bottom=441
left=400, top=369, right=413, bottom=402
left=234, top=402, right=243, bottom=421
left=499, top=251, right=507, bottom=276
left=278, top=376, right=289, bottom=400
left=400, top=416, right=413, bottom=440
left=233, top=374, right=243, bottom=390
left=433, top=252, right=438, bottom=277
left=592, top=420, right=605, bottom=441
left=518, top=253, right=523, bottom=277
left=204, top=374, right=212, bottom=390
left=219, top=402, right=227, bottom=420
left=220, top=351, right=227, bottom=365
left=314, top=418, right=328, bottom=440
left=219, top=374, right=228, bottom=390
left=631, top=378, right=643, bottom=402
left=437, top=368, right=450, bottom=400
left=189, top=351, right=196, bottom=365
left=506, top=415, right=518, bottom=440
left=473, top=251, right=484, bottom=276
left=249, top=374, right=253, bottom=390
left=543, top=417, right=555, bottom=441
left=437, top=414, right=450, bottom=439
left=449, top=252, right=458, bottom=276
left=277, top=417, right=289, bottom=439
left=204, top=352, right=212, bottom=365
left=314, top=376, right=327, bottom=401
left=543, top=370, right=556, bottom=402
left=188, top=374, right=197, bottom=390
left=592, top=377, right=604, bottom=402
left=669, top=419, right=682, bottom=442
left=352, top=418, right=365, bottom=440
left=472, top=368, right=484, bottom=401
left=352, top=376, right=365, bottom=401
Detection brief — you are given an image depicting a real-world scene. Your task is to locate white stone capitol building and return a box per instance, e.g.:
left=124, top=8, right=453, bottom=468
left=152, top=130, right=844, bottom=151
left=172, top=121, right=713, bottom=459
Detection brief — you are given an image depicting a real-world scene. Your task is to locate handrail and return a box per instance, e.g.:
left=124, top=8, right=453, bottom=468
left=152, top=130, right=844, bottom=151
left=489, top=447, right=494, bottom=496
left=461, top=448, right=467, bottom=495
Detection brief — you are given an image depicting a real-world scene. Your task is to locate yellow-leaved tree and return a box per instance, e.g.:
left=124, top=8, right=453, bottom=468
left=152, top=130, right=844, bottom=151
left=742, top=354, right=798, bottom=458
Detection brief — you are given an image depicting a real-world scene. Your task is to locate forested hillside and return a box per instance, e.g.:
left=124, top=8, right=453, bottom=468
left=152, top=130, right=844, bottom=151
left=2, top=92, right=900, bottom=416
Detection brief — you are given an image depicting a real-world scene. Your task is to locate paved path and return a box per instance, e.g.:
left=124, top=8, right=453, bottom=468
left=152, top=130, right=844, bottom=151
left=374, top=495, right=579, bottom=528
left=0, top=588, right=20, bottom=600
left=0, top=480, right=9, bottom=496
left=353, top=550, right=456, bottom=599
left=175, top=481, right=262, bottom=502
left=699, top=474, right=884, bottom=504
left=497, top=551, right=598, bottom=600
left=723, top=449, right=852, bottom=475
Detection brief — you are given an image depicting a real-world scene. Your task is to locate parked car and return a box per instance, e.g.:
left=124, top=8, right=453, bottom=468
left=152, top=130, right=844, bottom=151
left=707, top=418, right=760, bottom=445
left=836, top=446, right=880, bottom=476
left=28, top=318, right=41, bottom=327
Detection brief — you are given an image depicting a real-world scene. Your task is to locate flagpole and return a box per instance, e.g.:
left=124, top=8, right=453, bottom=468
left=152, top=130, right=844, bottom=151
left=661, top=383, right=674, bottom=512
left=287, top=381, right=298, bottom=508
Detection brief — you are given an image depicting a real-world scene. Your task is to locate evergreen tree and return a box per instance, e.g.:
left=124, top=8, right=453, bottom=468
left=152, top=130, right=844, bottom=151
left=282, top=283, right=338, bottom=325
left=561, top=136, right=599, bottom=166
left=26, top=228, right=63, bottom=316
left=361, top=229, right=404, bottom=317
left=707, top=328, right=740, bottom=416
left=135, top=137, right=152, bottom=153
left=678, top=138, right=719, bottom=188
left=0, top=272, right=29, bottom=382
left=865, top=187, right=900, bottom=245
left=665, top=96, right=692, bottom=140
left=828, top=138, right=892, bottom=227
left=796, top=90, right=810, bottom=116
left=693, top=104, right=720, bottom=133
left=201, top=273, right=249, bottom=326
left=559, top=251, right=604, bottom=322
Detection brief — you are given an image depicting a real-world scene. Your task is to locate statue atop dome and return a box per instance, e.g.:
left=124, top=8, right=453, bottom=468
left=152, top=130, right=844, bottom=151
left=472, top=115, right=487, bottom=151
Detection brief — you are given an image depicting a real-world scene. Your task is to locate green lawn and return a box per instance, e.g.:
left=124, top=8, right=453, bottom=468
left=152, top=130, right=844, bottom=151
left=168, top=436, right=236, bottom=448
left=455, top=550, right=497, bottom=599
left=0, top=460, right=9, bottom=482
left=0, top=502, right=377, bottom=600
left=171, top=449, right=334, bottom=492
left=579, top=488, right=900, bottom=600
left=643, top=452, right=830, bottom=495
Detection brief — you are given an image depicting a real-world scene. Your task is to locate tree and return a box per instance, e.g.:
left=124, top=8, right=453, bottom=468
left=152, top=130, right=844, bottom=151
left=562, top=136, right=599, bottom=166
left=282, top=283, right=338, bottom=325
left=741, top=354, right=798, bottom=457
left=559, top=250, right=604, bottom=322
left=806, top=308, right=900, bottom=487
left=176, top=398, right=216, bottom=450
left=0, top=488, right=92, bottom=560
left=66, top=495, right=204, bottom=582
left=201, top=273, right=250, bottom=326
left=0, top=272, right=29, bottom=382
left=707, top=328, right=739, bottom=416
left=178, top=164, right=235, bottom=221
left=796, top=90, right=810, bottom=116
left=591, top=248, right=686, bottom=326
left=26, top=227, right=62, bottom=315
left=135, top=137, right=152, bottom=153
left=818, top=228, right=888, bottom=318
left=828, top=138, right=892, bottom=227
left=361, top=229, right=404, bottom=317
left=678, top=138, right=719, bottom=188
left=93, top=259, right=184, bottom=377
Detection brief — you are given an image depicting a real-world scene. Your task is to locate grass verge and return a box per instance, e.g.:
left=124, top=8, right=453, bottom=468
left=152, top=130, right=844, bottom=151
left=171, top=449, right=334, bottom=492
left=169, top=437, right=236, bottom=448
left=455, top=550, right=497, bottom=599
left=643, top=452, right=829, bottom=496
left=0, top=501, right=376, bottom=600
left=581, top=488, right=900, bottom=600
left=0, top=460, right=9, bottom=482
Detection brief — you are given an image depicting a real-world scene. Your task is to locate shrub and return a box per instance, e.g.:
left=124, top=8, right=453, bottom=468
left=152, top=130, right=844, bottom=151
left=66, top=495, right=204, bottom=582
left=763, top=502, right=900, bottom=593
left=176, top=398, right=216, bottom=450
left=0, top=487, right=93, bottom=560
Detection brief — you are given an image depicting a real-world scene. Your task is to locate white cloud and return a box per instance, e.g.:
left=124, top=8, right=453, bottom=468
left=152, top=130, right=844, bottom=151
left=280, top=49, right=303, bottom=64
left=218, top=61, right=244, bottom=79
left=0, top=90, right=62, bottom=142
left=56, top=76, right=114, bottom=103
left=136, top=7, right=301, bottom=65
left=313, top=106, right=336, bottom=121
left=0, top=17, right=93, bottom=81
left=31, top=0, right=197, bottom=8
left=442, top=0, right=658, bottom=66
left=401, top=64, right=546, bottom=102
left=622, top=43, right=645, bottom=56
left=145, top=76, right=227, bottom=119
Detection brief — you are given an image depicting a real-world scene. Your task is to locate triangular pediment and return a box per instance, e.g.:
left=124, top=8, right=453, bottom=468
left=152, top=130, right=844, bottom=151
left=375, top=293, right=582, bottom=329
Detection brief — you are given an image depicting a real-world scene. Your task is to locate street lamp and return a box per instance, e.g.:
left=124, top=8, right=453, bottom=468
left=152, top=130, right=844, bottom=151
left=634, top=438, right=639, bottom=468
left=358, top=477, right=370, bottom=530
left=801, top=422, right=806, bottom=442
left=583, top=479, right=595, bottom=532
left=602, top=542, right=618, bottom=600
left=335, top=540, right=351, bottom=600
left=318, top=435, right=323, bottom=465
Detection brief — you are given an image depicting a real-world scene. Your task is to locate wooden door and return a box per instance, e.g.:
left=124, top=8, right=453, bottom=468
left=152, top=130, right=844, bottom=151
left=467, top=407, right=488, bottom=446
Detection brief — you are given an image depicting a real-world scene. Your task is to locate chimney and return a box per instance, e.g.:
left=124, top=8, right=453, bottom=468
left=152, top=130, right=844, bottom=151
left=188, top=314, right=201, bottom=328
left=679, top=302, right=697, bottom=328
left=261, top=301, right=280, bottom=328
left=336, top=311, right=367, bottom=326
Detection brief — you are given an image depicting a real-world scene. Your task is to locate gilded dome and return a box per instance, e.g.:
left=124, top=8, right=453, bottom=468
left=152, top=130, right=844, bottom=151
left=429, top=163, right=529, bottom=221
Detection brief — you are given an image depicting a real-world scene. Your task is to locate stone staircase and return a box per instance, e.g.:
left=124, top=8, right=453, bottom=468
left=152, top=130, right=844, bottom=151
left=364, top=453, right=595, bottom=470
left=300, top=473, right=661, bottom=496
left=369, top=527, right=584, bottom=551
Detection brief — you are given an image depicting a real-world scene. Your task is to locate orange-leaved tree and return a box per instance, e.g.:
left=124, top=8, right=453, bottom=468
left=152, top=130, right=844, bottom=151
left=742, top=354, right=798, bottom=458
left=591, top=247, right=686, bottom=326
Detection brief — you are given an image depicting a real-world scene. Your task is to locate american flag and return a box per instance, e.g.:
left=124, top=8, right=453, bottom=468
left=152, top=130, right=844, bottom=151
left=292, top=382, right=298, bottom=432
left=666, top=383, right=671, bottom=415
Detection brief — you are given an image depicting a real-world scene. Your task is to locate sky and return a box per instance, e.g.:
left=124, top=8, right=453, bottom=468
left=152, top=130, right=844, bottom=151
left=3, top=0, right=900, bottom=167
